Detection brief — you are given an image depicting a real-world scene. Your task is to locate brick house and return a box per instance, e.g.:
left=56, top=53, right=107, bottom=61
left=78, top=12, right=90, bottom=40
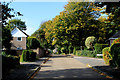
left=109, top=31, right=120, bottom=46
left=11, top=27, right=29, bottom=50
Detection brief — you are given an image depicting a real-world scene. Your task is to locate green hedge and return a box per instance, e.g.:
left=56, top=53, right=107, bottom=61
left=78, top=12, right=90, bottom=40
left=76, top=50, right=96, bottom=58
left=20, top=50, right=36, bottom=62
left=109, top=43, right=120, bottom=67
left=27, top=37, right=40, bottom=49
left=94, top=43, right=108, bottom=55
left=102, top=47, right=112, bottom=64
left=2, top=52, right=20, bottom=77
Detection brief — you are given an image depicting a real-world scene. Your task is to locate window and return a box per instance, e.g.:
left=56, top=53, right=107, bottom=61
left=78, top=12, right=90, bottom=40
left=17, top=47, right=22, bottom=50
left=17, top=37, right=22, bottom=41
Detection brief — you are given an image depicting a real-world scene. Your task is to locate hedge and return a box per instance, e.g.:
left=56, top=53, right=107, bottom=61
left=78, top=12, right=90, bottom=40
left=85, top=36, right=96, bottom=49
left=94, top=43, right=108, bottom=54
left=109, top=43, right=120, bottom=67
left=102, top=47, right=112, bottom=64
left=111, top=38, right=120, bottom=45
left=20, top=50, right=36, bottom=62
left=76, top=49, right=96, bottom=58
left=2, top=52, right=20, bottom=78
left=27, top=37, right=40, bottom=49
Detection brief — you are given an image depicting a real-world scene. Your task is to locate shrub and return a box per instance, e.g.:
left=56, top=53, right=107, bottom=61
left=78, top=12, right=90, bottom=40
left=111, top=38, right=120, bottom=45
left=73, top=47, right=76, bottom=55
left=85, top=36, right=96, bottom=49
left=102, top=47, right=112, bottom=64
left=68, top=45, right=73, bottom=54
left=76, top=49, right=96, bottom=58
left=109, top=43, right=120, bottom=67
left=61, top=47, right=66, bottom=54
left=20, top=50, right=36, bottom=62
left=29, top=50, right=36, bottom=60
left=2, top=52, right=20, bottom=77
left=94, top=43, right=108, bottom=54
left=27, top=37, right=40, bottom=49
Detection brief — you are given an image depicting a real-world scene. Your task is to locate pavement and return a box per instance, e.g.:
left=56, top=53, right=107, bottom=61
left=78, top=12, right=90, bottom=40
left=2, top=57, right=48, bottom=80
left=33, top=55, right=111, bottom=80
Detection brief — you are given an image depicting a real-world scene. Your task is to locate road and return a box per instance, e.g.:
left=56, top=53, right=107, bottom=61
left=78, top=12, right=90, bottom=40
left=33, top=55, right=111, bottom=80
left=73, top=56, right=107, bottom=66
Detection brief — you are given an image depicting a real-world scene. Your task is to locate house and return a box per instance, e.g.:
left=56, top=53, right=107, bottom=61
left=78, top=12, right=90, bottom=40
left=109, top=31, right=120, bottom=46
left=11, top=27, right=29, bottom=50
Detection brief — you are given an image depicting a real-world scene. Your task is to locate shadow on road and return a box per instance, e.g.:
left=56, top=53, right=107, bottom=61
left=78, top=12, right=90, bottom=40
left=93, top=65, right=120, bottom=80
left=33, top=68, right=112, bottom=80
left=33, top=78, right=111, bottom=80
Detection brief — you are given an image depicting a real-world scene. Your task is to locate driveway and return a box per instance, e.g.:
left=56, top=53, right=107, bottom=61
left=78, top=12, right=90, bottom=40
left=33, top=55, right=111, bottom=80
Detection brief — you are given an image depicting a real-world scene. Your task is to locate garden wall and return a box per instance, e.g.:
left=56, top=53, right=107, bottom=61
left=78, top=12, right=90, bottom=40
left=32, top=48, right=45, bottom=58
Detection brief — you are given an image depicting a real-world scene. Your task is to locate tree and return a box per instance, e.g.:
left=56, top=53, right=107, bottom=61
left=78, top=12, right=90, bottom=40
left=31, top=21, right=54, bottom=49
left=2, top=2, right=22, bottom=49
left=26, top=37, right=40, bottom=49
left=6, top=19, right=27, bottom=31
left=95, top=2, right=120, bottom=40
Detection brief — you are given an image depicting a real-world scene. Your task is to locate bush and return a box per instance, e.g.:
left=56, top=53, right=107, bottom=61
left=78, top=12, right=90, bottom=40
left=102, top=47, right=112, bottom=64
left=111, top=38, right=120, bottom=45
left=2, top=52, right=20, bottom=77
left=94, top=43, right=108, bottom=54
left=20, top=50, right=36, bottom=62
left=61, top=47, right=66, bottom=54
left=73, top=47, right=76, bottom=55
left=60, top=46, right=69, bottom=54
left=27, top=37, right=40, bottom=49
left=109, top=43, right=120, bottom=67
left=85, top=36, right=96, bottom=49
left=68, top=45, right=73, bottom=54
left=76, top=49, right=96, bottom=58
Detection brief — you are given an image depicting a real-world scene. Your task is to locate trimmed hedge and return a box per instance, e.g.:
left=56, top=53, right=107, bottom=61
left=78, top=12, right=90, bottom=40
left=102, top=47, right=112, bottom=64
left=109, top=43, right=120, bottom=67
left=20, top=50, right=36, bottom=62
left=94, top=43, right=108, bottom=54
left=85, top=36, right=96, bottom=49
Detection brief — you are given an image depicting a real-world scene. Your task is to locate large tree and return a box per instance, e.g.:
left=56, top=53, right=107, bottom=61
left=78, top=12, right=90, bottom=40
left=95, top=2, right=120, bottom=40
left=31, top=21, right=54, bottom=49
left=6, top=19, right=27, bottom=31
left=2, top=2, right=22, bottom=49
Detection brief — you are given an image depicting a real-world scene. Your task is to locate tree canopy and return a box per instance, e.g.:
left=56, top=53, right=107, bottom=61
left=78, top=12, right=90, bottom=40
left=32, top=2, right=120, bottom=54
left=2, top=2, right=22, bottom=49
left=6, top=19, right=27, bottom=31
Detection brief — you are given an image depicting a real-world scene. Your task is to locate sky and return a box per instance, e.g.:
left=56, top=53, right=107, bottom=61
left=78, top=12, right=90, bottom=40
left=8, top=2, right=68, bottom=36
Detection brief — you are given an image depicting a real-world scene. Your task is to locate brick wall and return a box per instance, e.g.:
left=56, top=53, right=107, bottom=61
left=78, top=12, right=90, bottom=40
left=11, top=37, right=26, bottom=50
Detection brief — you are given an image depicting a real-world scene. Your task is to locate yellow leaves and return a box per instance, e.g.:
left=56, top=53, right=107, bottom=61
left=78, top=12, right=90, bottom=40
left=101, top=28, right=105, bottom=31
left=72, top=35, right=74, bottom=38
left=43, top=28, right=45, bottom=31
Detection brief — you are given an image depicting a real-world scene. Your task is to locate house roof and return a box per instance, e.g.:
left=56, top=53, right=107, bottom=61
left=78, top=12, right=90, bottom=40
left=109, top=31, right=120, bottom=39
left=17, top=27, right=29, bottom=37
left=11, top=27, right=29, bottom=37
